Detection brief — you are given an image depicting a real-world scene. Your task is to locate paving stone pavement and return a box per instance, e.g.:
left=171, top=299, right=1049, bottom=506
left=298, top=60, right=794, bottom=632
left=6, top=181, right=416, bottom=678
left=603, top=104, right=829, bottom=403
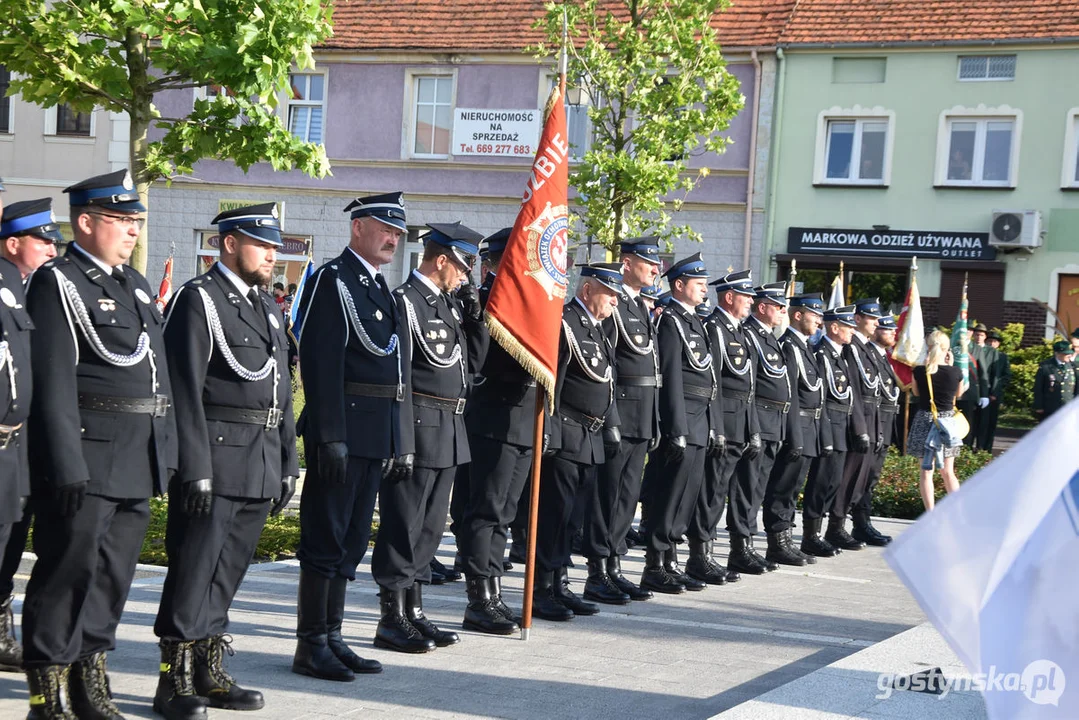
left=0, top=515, right=983, bottom=720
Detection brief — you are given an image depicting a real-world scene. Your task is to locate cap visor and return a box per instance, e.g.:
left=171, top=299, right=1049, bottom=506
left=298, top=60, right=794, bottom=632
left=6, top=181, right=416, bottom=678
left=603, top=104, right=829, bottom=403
left=100, top=200, right=147, bottom=213
left=372, top=215, right=407, bottom=232
left=236, top=227, right=284, bottom=247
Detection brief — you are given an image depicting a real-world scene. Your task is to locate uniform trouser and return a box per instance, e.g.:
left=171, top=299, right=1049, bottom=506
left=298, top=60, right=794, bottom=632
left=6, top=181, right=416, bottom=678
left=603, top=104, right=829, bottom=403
left=741, top=440, right=782, bottom=535
left=688, top=443, right=743, bottom=542
left=568, top=471, right=593, bottom=548
left=0, top=508, right=31, bottom=597
left=638, top=452, right=659, bottom=526
left=23, top=494, right=150, bottom=667
left=976, top=401, right=1001, bottom=452
left=584, top=439, right=649, bottom=559
left=463, top=435, right=532, bottom=578
left=646, top=445, right=705, bottom=554
left=853, top=444, right=889, bottom=516
left=831, top=449, right=872, bottom=520
left=371, top=465, right=456, bottom=590
left=154, top=485, right=271, bottom=640
left=448, top=462, right=470, bottom=543
left=802, top=451, right=847, bottom=520
left=509, top=476, right=530, bottom=543
left=297, top=452, right=382, bottom=581
left=0, top=523, right=12, bottom=581
left=762, top=454, right=812, bottom=533
left=536, top=455, right=591, bottom=573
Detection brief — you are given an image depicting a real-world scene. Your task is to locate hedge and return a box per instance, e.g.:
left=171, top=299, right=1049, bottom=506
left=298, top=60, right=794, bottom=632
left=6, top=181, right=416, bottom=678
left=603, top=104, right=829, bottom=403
left=868, top=446, right=993, bottom=520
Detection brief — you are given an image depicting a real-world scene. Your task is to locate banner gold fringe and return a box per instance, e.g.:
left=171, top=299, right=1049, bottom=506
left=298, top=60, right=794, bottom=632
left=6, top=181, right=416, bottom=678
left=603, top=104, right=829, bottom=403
left=485, top=311, right=556, bottom=415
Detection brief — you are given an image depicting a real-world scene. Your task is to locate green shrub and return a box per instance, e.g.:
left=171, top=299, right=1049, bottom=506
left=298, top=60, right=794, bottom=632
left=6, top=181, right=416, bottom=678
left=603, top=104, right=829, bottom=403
left=1002, top=338, right=1054, bottom=425
left=869, top=446, right=994, bottom=520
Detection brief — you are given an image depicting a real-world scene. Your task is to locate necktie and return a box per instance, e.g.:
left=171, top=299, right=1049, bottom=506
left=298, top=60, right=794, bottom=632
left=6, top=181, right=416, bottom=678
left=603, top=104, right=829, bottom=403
left=248, top=289, right=272, bottom=336
left=111, top=267, right=132, bottom=299
left=375, top=273, right=391, bottom=302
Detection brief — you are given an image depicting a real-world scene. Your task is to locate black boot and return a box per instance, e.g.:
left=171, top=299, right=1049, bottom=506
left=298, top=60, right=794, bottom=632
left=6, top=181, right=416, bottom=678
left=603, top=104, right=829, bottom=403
left=851, top=508, right=891, bottom=546
left=664, top=547, right=705, bottom=591
left=0, top=594, right=22, bottom=672
left=431, top=556, right=461, bottom=582
left=640, top=548, right=685, bottom=594
left=800, top=517, right=840, bottom=558
left=326, top=577, right=382, bottom=674
left=624, top=527, right=641, bottom=549
left=554, top=566, right=599, bottom=615
left=508, top=537, right=526, bottom=564
left=728, top=535, right=767, bottom=575
left=406, top=583, right=460, bottom=647
left=530, top=570, right=573, bottom=621
left=374, top=587, right=435, bottom=654
left=766, top=531, right=807, bottom=566
left=745, top=535, right=778, bottom=571
left=26, top=665, right=77, bottom=720
left=69, top=653, right=123, bottom=720
left=291, top=570, right=355, bottom=682
left=583, top=558, right=630, bottom=604
left=192, top=635, right=264, bottom=710
left=825, top=516, right=865, bottom=551
left=463, top=577, right=518, bottom=635
left=785, top=528, right=816, bottom=564
left=153, top=640, right=209, bottom=720
left=606, top=555, right=652, bottom=600
left=685, top=540, right=728, bottom=585
left=488, top=577, right=520, bottom=624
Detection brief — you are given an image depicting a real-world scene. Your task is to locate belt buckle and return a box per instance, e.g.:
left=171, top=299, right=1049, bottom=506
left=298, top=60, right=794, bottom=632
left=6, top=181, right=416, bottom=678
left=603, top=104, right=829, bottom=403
left=655, top=374, right=664, bottom=389
left=396, top=384, right=405, bottom=402
left=814, top=408, right=821, bottom=420
left=265, top=408, right=283, bottom=430
left=454, top=397, right=466, bottom=415
left=782, top=402, right=791, bottom=413
left=153, top=395, right=170, bottom=418
left=587, top=416, right=604, bottom=433
left=0, top=429, right=14, bottom=451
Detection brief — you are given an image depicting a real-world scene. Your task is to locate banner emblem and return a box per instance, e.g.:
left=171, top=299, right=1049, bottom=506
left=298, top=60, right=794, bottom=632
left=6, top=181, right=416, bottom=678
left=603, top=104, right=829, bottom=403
left=524, top=202, right=569, bottom=301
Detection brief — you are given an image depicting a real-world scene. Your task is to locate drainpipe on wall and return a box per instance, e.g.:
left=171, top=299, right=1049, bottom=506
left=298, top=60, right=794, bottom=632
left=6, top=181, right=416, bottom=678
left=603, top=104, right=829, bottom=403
left=742, top=49, right=762, bottom=270
left=763, top=47, right=787, bottom=281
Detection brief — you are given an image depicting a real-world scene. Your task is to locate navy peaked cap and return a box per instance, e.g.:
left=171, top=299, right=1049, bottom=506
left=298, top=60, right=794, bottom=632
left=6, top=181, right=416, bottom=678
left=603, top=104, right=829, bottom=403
left=663, top=252, right=708, bottom=281
left=1, top=198, right=63, bottom=243
left=212, top=202, right=282, bottom=247
left=823, top=304, right=857, bottom=327
left=479, top=227, right=512, bottom=258
left=345, top=191, right=406, bottom=230
left=640, top=284, right=662, bottom=301
left=877, top=315, right=897, bottom=330
left=619, top=235, right=661, bottom=264
left=580, top=262, right=623, bottom=292
left=423, top=221, right=483, bottom=269
left=853, top=297, right=887, bottom=318
left=789, top=293, right=825, bottom=316
left=755, top=282, right=788, bottom=306
left=64, top=169, right=145, bottom=212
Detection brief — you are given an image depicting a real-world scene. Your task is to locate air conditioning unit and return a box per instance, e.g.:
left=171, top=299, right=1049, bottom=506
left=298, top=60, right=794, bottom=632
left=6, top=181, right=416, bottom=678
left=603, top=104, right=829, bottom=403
left=989, top=210, right=1042, bottom=248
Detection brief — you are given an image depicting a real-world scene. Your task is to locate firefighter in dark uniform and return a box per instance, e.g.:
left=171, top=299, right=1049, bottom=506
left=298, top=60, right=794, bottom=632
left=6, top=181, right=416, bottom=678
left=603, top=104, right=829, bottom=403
left=459, top=230, right=539, bottom=635
left=0, top=197, right=59, bottom=674
left=582, top=237, right=661, bottom=604
left=531, top=263, right=622, bottom=620
left=291, top=192, right=414, bottom=682
left=371, top=222, right=487, bottom=653
left=152, top=204, right=299, bottom=717
left=22, top=169, right=178, bottom=719
left=740, top=283, right=797, bottom=566
left=829, top=298, right=884, bottom=552
left=0, top=194, right=44, bottom=674
left=763, top=293, right=828, bottom=566
left=1033, top=340, right=1077, bottom=420
left=851, top=314, right=900, bottom=546
left=640, top=254, right=717, bottom=595
left=694, top=270, right=761, bottom=580
left=801, top=305, right=868, bottom=558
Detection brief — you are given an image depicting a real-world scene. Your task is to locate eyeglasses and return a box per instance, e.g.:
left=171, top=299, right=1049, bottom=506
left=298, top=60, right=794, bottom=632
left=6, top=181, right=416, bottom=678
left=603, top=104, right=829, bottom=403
left=87, top=211, right=146, bottom=231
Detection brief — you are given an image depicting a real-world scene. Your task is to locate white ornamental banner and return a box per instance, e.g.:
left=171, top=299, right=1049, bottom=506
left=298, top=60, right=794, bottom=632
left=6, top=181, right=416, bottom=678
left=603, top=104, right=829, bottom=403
left=452, top=109, right=541, bottom=158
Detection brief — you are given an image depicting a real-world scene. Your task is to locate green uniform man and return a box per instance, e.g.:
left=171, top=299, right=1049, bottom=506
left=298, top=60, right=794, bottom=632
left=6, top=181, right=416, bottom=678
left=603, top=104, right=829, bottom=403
left=1033, top=340, right=1076, bottom=420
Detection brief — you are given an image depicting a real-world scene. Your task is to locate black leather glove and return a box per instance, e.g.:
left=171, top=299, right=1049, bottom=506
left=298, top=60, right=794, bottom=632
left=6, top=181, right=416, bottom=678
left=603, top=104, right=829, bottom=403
left=19, top=496, right=28, bottom=512
left=456, top=282, right=482, bottom=322
left=784, top=444, right=803, bottom=462
left=706, top=430, right=726, bottom=458
left=391, top=453, right=415, bottom=482
left=874, top=433, right=885, bottom=454
left=380, top=457, right=395, bottom=480
left=854, top=433, right=871, bottom=454
left=542, top=433, right=555, bottom=456
left=821, top=445, right=834, bottom=458
left=744, top=433, right=762, bottom=460
left=317, top=442, right=349, bottom=485
left=602, top=426, right=622, bottom=457
left=55, top=482, right=87, bottom=518
left=271, top=475, right=298, bottom=516
left=182, top=478, right=213, bottom=517
left=648, top=435, right=660, bottom=452
left=664, top=435, right=686, bottom=463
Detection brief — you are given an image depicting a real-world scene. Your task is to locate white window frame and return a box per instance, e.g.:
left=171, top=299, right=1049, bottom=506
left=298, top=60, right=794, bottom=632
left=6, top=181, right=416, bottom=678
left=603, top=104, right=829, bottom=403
left=957, top=55, right=1016, bottom=82
left=403, top=69, right=456, bottom=160
left=812, top=106, right=895, bottom=186
left=542, top=72, right=594, bottom=162
left=43, top=104, right=97, bottom=143
left=0, top=65, right=13, bottom=137
left=285, top=70, right=328, bottom=145
left=1062, top=108, right=1079, bottom=189
left=934, top=105, right=1022, bottom=188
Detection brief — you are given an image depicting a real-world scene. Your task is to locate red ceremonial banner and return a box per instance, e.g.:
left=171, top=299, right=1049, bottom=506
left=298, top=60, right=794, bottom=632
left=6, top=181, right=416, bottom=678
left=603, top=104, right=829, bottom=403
left=484, top=87, right=570, bottom=411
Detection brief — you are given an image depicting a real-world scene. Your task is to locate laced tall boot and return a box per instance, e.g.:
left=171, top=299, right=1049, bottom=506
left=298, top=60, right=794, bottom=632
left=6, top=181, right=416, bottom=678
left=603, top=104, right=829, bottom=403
left=639, top=547, right=685, bottom=595
left=685, top=540, right=728, bottom=585
left=291, top=569, right=355, bottom=681
left=463, top=577, right=517, bottom=635
left=69, top=652, right=123, bottom=720
left=583, top=558, right=630, bottom=604
left=766, top=531, right=808, bottom=566
left=664, top=547, right=705, bottom=590
left=530, top=570, right=573, bottom=621
left=553, top=566, right=599, bottom=616
left=488, top=576, right=520, bottom=624
left=373, top=587, right=435, bottom=654
left=0, top=594, right=22, bottom=672
left=326, top=577, right=382, bottom=674
left=193, top=635, right=264, bottom=710
left=851, top=508, right=892, bottom=546
left=728, top=535, right=767, bottom=575
left=825, top=516, right=865, bottom=551
left=800, top=517, right=840, bottom=558
left=745, top=535, right=779, bottom=571
left=26, top=665, right=77, bottom=720
left=784, top=528, right=816, bottom=565
left=152, top=640, right=208, bottom=720
left=605, top=555, right=652, bottom=600
left=405, top=583, right=459, bottom=647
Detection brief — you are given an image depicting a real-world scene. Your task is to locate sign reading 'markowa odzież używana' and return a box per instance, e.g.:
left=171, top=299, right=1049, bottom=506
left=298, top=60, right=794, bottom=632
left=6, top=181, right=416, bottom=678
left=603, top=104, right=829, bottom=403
left=787, top=226, right=996, bottom=261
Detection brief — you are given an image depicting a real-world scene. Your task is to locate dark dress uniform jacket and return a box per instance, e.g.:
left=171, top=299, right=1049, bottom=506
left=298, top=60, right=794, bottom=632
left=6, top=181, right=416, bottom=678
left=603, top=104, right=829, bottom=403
left=164, top=265, right=299, bottom=498
left=814, top=337, right=866, bottom=453
left=656, top=302, right=715, bottom=448
left=744, top=315, right=795, bottom=444
left=27, top=248, right=176, bottom=498
left=1033, top=358, right=1076, bottom=417
left=297, top=249, right=414, bottom=459
left=706, top=309, right=759, bottom=443
left=603, top=289, right=659, bottom=441
left=395, top=272, right=488, bottom=469
left=780, top=329, right=830, bottom=456
left=549, top=300, right=620, bottom=465
left=0, top=258, right=32, bottom=523
left=843, top=334, right=881, bottom=443
left=867, top=343, right=900, bottom=444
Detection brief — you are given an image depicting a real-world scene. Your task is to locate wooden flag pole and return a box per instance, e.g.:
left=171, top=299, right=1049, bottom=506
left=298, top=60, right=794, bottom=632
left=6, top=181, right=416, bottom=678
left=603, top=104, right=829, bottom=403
left=520, top=392, right=546, bottom=640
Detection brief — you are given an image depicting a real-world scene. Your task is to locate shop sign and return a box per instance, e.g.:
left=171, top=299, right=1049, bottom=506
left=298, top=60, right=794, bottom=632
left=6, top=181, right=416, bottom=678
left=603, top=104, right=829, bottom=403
left=788, top=226, right=996, bottom=260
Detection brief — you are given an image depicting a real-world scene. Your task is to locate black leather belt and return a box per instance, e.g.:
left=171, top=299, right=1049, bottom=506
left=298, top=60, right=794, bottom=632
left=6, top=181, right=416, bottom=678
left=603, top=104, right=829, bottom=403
left=560, top=406, right=605, bottom=433
left=798, top=407, right=821, bottom=420
left=0, top=422, right=22, bottom=450
left=756, top=397, right=791, bottom=414
left=345, top=382, right=405, bottom=401
left=826, top=401, right=853, bottom=416
left=413, top=392, right=467, bottom=415
left=880, top=403, right=900, bottom=415
left=866, top=396, right=882, bottom=408
left=204, top=405, right=284, bottom=429
left=617, top=375, right=662, bottom=388
left=726, top=390, right=751, bottom=403
left=78, top=393, right=170, bottom=418
left=684, top=384, right=715, bottom=400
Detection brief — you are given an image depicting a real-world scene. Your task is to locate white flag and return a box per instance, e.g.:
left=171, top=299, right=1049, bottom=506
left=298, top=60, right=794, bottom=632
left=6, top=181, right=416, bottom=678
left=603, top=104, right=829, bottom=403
left=826, top=270, right=844, bottom=310
left=885, top=400, right=1079, bottom=717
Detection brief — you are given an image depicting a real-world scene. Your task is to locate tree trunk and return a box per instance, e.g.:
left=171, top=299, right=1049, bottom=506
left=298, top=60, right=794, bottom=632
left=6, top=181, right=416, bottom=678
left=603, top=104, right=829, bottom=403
left=125, top=28, right=151, bottom=275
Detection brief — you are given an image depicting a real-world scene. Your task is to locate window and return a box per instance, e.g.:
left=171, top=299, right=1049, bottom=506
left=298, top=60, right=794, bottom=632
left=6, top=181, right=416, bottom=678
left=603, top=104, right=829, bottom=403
left=936, top=113, right=1018, bottom=187
left=56, top=104, right=91, bottom=136
left=546, top=75, right=592, bottom=160
left=0, top=65, right=10, bottom=134
left=411, top=75, right=453, bottom=157
left=1062, top=110, right=1079, bottom=189
left=287, top=73, right=325, bottom=144
left=813, top=108, right=895, bottom=186
left=832, top=57, right=886, bottom=84
left=958, top=55, right=1016, bottom=82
